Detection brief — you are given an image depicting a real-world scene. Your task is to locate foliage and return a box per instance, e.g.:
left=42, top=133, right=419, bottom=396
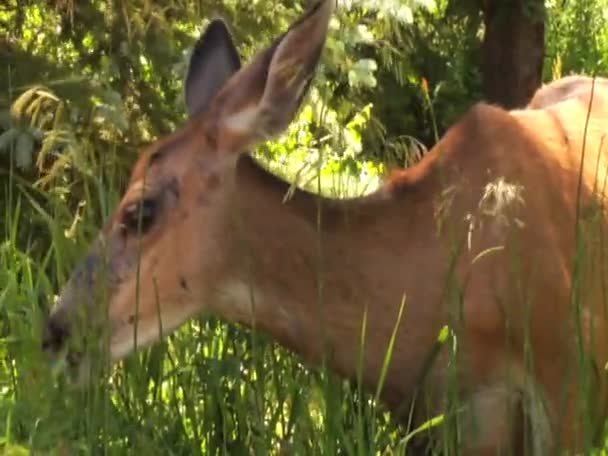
left=1, top=0, right=608, bottom=454
left=545, top=0, right=608, bottom=79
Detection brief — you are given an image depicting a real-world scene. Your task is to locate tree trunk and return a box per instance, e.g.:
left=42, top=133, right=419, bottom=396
left=480, top=0, right=545, bottom=109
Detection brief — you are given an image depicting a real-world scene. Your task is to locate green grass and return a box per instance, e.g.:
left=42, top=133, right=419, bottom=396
left=3, top=126, right=608, bottom=456
left=0, top=71, right=426, bottom=454
left=0, top=148, right=426, bottom=455
left=3, top=60, right=608, bottom=456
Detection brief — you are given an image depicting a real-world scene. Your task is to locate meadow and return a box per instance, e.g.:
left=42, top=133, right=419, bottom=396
left=2, top=0, right=608, bottom=454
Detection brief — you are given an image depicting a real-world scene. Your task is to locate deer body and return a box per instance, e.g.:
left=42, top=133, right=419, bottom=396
left=225, top=96, right=608, bottom=452
left=43, top=1, right=608, bottom=453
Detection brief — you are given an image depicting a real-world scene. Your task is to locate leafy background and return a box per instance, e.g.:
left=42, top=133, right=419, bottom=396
left=1, top=0, right=608, bottom=454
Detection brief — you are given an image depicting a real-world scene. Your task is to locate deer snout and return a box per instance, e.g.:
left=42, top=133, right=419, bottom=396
left=42, top=251, right=109, bottom=354
left=42, top=306, right=91, bottom=381
left=42, top=309, right=92, bottom=386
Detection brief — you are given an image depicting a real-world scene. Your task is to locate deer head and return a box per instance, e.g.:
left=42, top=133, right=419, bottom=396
left=42, top=0, right=335, bottom=376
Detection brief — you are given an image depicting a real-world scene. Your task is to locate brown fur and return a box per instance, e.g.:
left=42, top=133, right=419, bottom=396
left=44, top=1, right=608, bottom=452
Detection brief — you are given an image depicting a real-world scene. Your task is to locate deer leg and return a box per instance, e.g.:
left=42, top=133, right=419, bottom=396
left=458, top=380, right=553, bottom=456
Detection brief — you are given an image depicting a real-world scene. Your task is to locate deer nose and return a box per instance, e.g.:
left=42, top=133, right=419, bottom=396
left=42, top=316, right=70, bottom=354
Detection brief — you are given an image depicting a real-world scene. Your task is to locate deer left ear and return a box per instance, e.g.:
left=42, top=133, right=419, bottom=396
left=185, top=19, right=241, bottom=117
left=217, top=0, right=334, bottom=144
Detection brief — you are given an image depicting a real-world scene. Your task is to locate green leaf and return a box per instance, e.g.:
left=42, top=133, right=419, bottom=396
left=348, top=59, right=378, bottom=88
left=0, top=109, right=11, bottom=129
left=0, top=128, right=19, bottom=152
left=437, top=325, right=450, bottom=343
left=354, top=24, right=374, bottom=43
left=393, top=5, right=414, bottom=24
left=0, top=444, right=31, bottom=456
left=15, top=131, right=34, bottom=169
left=93, top=105, right=129, bottom=132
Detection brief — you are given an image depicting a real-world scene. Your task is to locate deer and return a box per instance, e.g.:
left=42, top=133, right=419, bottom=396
left=41, top=0, right=608, bottom=453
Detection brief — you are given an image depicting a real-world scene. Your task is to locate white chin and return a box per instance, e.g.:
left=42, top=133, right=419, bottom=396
left=108, top=304, right=204, bottom=361
left=109, top=323, right=163, bottom=362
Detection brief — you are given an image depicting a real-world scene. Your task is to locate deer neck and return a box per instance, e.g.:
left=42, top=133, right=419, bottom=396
left=216, top=153, right=447, bottom=404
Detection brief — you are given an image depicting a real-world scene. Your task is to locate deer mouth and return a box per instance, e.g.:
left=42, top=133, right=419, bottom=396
left=42, top=307, right=113, bottom=387
left=45, top=343, right=91, bottom=387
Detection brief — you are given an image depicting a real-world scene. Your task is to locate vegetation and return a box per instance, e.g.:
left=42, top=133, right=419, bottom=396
left=1, top=0, right=608, bottom=454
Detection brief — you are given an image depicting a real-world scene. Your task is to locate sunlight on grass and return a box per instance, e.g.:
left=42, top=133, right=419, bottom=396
left=0, top=137, right=418, bottom=455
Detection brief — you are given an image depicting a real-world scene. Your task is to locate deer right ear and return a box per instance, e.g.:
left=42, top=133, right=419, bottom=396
left=213, top=0, right=334, bottom=152
left=185, top=19, right=242, bottom=117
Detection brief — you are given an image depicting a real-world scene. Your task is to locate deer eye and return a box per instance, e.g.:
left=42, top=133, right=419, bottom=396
left=122, top=198, right=158, bottom=235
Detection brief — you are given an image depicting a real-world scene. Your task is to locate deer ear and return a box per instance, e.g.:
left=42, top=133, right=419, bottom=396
left=218, top=0, right=334, bottom=143
left=185, top=19, right=241, bottom=117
